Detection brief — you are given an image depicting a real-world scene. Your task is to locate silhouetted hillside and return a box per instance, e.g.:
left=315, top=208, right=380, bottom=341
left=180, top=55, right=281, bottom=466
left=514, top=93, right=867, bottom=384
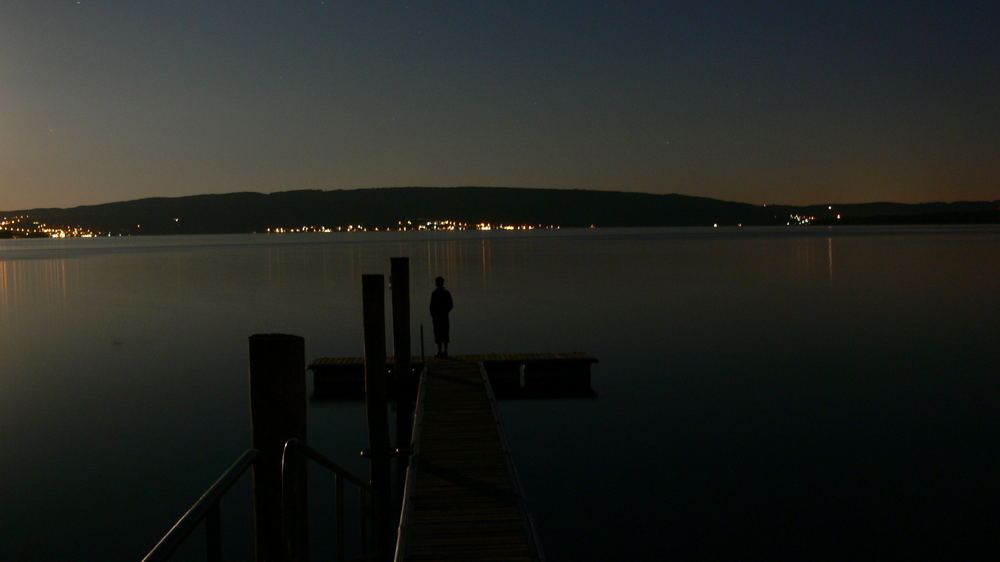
left=4, top=187, right=997, bottom=235
left=5, top=187, right=779, bottom=235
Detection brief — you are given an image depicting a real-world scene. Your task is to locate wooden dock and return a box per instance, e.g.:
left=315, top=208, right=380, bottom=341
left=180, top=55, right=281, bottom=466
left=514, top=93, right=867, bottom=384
left=394, top=358, right=544, bottom=561
left=142, top=260, right=586, bottom=562
left=311, top=352, right=597, bottom=399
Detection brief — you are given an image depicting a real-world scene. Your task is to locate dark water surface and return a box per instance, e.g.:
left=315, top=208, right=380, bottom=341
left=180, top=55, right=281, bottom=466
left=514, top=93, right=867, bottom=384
left=1, top=227, right=997, bottom=560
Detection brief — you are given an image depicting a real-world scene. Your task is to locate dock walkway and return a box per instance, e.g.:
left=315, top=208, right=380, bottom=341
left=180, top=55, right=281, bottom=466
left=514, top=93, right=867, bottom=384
left=311, top=352, right=596, bottom=399
left=394, top=358, right=543, bottom=562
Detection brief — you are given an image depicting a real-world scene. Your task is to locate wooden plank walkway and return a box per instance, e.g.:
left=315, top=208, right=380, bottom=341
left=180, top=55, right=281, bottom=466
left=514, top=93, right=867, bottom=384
left=311, top=353, right=596, bottom=400
left=394, top=358, right=544, bottom=562
left=310, top=352, right=595, bottom=368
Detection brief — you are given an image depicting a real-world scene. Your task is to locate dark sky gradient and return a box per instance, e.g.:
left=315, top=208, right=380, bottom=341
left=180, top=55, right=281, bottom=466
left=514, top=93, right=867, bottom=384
left=2, top=1, right=997, bottom=209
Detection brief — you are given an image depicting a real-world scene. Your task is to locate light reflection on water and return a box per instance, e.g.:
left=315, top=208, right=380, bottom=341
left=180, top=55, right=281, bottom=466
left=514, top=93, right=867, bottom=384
left=0, top=226, right=998, bottom=560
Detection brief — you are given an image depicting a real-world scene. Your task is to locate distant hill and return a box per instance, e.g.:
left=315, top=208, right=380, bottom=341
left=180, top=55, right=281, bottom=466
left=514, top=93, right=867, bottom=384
left=770, top=201, right=1000, bottom=225
left=3, top=187, right=997, bottom=235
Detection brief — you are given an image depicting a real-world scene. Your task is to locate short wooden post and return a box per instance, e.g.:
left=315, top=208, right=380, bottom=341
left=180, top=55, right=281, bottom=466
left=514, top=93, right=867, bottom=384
left=390, top=257, right=414, bottom=506
left=249, top=334, right=308, bottom=562
left=362, top=275, right=393, bottom=560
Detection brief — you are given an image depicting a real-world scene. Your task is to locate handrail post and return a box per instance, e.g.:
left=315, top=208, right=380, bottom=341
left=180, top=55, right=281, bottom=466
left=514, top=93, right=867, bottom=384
left=249, top=334, right=308, bottom=562
left=390, top=257, right=414, bottom=512
left=362, top=274, right=393, bottom=560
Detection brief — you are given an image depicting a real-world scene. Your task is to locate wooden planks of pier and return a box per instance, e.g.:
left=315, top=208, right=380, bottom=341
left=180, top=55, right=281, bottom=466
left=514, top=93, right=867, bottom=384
left=311, top=352, right=596, bottom=399
left=394, top=358, right=544, bottom=562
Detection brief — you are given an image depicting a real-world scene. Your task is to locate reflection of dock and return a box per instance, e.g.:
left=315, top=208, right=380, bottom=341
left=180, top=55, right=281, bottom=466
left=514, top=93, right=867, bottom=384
left=311, top=352, right=597, bottom=400
left=395, top=358, right=543, bottom=561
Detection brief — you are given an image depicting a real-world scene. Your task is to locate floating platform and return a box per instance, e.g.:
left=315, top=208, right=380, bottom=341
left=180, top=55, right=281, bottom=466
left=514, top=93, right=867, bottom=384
left=309, top=353, right=597, bottom=399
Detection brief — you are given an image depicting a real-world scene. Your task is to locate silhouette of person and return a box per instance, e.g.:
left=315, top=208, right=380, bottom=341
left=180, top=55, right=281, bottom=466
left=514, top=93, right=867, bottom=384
left=430, top=276, right=453, bottom=358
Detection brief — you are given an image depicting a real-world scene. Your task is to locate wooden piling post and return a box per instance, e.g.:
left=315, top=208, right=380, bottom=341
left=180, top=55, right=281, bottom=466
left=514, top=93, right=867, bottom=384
left=390, top=257, right=414, bottom=503
left=362, top=274, right=393, bottom=560
left=248, top=334, right=307, bottom=562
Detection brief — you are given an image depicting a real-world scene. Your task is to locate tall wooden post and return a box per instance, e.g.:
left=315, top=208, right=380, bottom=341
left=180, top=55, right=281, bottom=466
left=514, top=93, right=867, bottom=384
left=248, top=334, right=307, bottom=562
left=362, top=275, right=392, bottom=560
left=390, top=257, right=414, bottom=506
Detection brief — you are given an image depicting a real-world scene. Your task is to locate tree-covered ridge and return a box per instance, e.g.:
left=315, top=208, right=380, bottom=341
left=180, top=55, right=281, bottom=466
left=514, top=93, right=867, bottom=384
left=3, top=187, right=997, bottom=236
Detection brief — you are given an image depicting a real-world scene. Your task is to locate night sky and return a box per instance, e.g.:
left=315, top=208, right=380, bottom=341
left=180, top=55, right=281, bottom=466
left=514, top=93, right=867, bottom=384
left=2, top=1, right=997, bottom=210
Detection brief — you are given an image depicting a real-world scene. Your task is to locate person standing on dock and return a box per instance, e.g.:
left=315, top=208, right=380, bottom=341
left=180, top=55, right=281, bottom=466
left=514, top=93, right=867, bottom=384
left=430, top=276, right=453, bottom=358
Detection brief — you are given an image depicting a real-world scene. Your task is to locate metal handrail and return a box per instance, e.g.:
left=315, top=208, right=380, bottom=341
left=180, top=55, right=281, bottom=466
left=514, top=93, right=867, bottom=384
left=478, top=362, right=547, bottom=562
left=142, top=449, right=259, bottom=562
left=281, top=438, right=372, bottom=562
left=392, top=364, right=429, bottom=562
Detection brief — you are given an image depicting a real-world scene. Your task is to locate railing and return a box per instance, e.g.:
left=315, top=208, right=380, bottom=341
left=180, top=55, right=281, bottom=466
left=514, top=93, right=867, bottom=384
left=392, top=366, right=428, bottom=562
left=281, top=438, right=373, bottom=562
left=142, top=449, right=259, bottom=562
left=143, top=441, right=372, bottom=562
left=478, top=362, right=547, bottom=562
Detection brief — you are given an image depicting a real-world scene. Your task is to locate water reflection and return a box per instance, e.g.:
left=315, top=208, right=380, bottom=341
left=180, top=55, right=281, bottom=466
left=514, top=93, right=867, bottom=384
left=0, top=258, right=75, bottom=319
left=0, top=261, right=6, bottom=310
left=423, top=238, right=479, bottom=289
left=790, top=234, right=836, bottom=285
left=828, top=236, right=834, bottom=286
left=0, top=228, right=997, bottom=561
left=480, top=239, right=492, bottom=289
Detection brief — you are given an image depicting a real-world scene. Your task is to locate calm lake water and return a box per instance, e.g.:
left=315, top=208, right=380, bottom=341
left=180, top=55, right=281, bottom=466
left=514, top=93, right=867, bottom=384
left=1, top=226, right=998, bottom=561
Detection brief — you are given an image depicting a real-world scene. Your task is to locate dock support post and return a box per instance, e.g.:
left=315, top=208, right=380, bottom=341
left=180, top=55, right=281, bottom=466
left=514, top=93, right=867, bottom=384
left=248, top=334, right=307, bottom=562
left=362, top=275, right=393, bottom=560
left=390, top=257, right=413, bottom=507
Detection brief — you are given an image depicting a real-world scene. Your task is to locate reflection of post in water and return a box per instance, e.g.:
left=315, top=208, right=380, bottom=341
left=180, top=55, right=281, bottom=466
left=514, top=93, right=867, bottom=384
left=827, top=236, right=834, bottom=286
left=446, top=239, right=457, bottom=277
left=791, top=237, right=839, bottom=282
left=793, top=238, right=812, bottom=277
left=425, top=239, right=462, bottom=289
left=0, top=262, right=8, bottom=310
left=480, top=238, right=492, bottom=289
left=0, top=259, right=75, bottom=312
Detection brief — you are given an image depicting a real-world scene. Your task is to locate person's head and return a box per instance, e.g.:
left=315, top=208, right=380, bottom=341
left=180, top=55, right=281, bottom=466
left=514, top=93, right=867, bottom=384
left=435, top=276, right=445, bottom=288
